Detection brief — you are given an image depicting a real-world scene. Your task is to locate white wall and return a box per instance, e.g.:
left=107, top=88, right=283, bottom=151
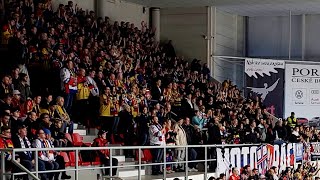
left=160, top=7, right=208, bottom=62
left=214, top=9, right=245, bottom=88
left=247, top=14, right=320, bottom=61
left=305, top=14, right=320, bottom=60
left=98, top=0, right=149, bottom=28
left=248, top=15, right=302, bottom=59
left=215, top=10, right=245, bottom=56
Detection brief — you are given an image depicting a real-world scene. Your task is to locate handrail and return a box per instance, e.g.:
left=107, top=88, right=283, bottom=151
left=0, top=144, right=262, bottom=180
left=0, top=143, right=261, bottom=152
left=0, top=143, right=300, bottom=180
left=11, top=159, right=40, bottom=180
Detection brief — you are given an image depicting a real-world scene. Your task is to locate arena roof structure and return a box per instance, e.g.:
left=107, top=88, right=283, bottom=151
left=124, top=0, right=320, bottom=16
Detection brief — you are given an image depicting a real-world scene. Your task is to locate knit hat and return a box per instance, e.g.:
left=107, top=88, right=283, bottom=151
left=43, top=128, right=51, bottom=135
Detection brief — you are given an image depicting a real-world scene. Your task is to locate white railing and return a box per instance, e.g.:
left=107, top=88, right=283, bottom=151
left=0, top=144, right=259, bottom=180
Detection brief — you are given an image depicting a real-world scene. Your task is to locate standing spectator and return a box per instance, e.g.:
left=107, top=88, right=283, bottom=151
left=173, top=118, right=187, bottom=172
left=286, top=112, right=297, bottom=128
left=290, top=126, right=301, bottom=143
left=245, top=121, right=259, bottom=143
left=257, top=119, right=267, bottom=143
left=75, top=68, right=90, bottom=124
left=273, top=120, right=287, bottom=144
left=137, top=106, right=150, bottom=146
left=182, top=94, right=194, bottom=119
left=149, top=116, right=165, bottom=175
left=152, top=79, right=163, bottom=102
left=60, top=60, right=77, bottom=114
left=192, top=110, right=206, bottom=130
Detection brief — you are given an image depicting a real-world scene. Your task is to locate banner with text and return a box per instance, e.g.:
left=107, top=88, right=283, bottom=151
left=245, top=58, right=285, bottom=118
left=284, top=63, right=320, bottom=119
left=216, top=143, right=298, bottom=175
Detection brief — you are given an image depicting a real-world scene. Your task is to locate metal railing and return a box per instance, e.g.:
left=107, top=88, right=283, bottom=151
left=0, top=144, right=254, bottom=180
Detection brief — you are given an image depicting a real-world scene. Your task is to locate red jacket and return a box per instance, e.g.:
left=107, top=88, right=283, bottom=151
left=92, top=138, right=110, bottom=157
left=229, top=174, right=240, bottom=180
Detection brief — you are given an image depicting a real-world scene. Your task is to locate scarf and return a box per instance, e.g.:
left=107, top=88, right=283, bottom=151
left=18, top=135, right=32, bottom=157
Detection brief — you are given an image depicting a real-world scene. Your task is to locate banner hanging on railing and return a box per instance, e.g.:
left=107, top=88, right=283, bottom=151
left=216, top=143, right=297, bottom=175
left=256, top=145, right=268, bottom=174
left=295, top=143, right=304, bottom=161
left=245, top=58, right=285, bottom=118
left=310, top=142, right=320, bottom=159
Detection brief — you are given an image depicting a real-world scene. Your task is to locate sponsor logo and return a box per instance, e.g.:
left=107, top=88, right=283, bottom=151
left=295, top=90, right=303, bottom=99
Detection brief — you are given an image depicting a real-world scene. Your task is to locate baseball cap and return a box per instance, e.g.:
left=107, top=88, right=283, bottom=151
left=13, top=90, right=21, bottom=95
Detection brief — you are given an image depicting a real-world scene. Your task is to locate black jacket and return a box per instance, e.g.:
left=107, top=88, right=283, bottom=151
left=16, top=82, right=32, bottom=103
left=182, top=124, right=195, bottom=145
left=208, top=123, right=222, bottom=144
left=12, top=135, right=33, bottom=161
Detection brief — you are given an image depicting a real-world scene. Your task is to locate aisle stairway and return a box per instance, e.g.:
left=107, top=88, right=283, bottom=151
left=71, top=125, right=216, bottom=180
left=68, top=124, right=146, bottom=179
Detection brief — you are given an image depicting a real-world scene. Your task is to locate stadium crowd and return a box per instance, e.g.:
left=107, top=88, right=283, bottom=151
left=0, top=0, right=319, bottom=179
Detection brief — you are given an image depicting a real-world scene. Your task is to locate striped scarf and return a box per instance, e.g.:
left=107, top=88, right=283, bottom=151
left=18, top=135, right=32, bottom=157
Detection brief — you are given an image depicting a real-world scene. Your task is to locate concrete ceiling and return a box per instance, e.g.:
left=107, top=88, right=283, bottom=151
left=124, top=0, right=320, bottom=16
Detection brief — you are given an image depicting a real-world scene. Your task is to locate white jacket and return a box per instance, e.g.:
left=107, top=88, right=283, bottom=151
left=174, top=124, right=188, bottom=150
left=149, top=123, right=165, bottom=146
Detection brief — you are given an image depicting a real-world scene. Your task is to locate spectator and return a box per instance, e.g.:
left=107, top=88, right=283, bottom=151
left=33, top=129, right=59, bottom=180
left=286, top=112, right=297, bottom=128
left=53, top=96, right=73, bottom=133
left=149, top=116, right=165, bottom=175
left=0, top=126, right=14, bottom=170
left=60, top=60, right=77, bottom=114
left=12, top=125, right=34, bottom=180
left=192, top=110, right=206, bottom=130
left=16, top=73, right=31, bottom=103
left=23, top=111, right=38, bottom=141
left=43, top=128, right=71, bottom=179
left=0, top=75, right=13, bottom=99
left=173, top=118, right=187, bottom=172
left=92, top=130, right=118, bottom=176
left=1, top=112, right=11, bottom=128
left=290, top=126, right=301, bottom=143
left=229, top=168, right=240, bottom=180
left=245, top=121, right=259, bottom=143
left=136, top=106, right=150, bottom=146
left=273, top=120, right=287, bottom=144
left=10, top=107, right=23, bottom=135
left=50, top=119, right=69, bottom=147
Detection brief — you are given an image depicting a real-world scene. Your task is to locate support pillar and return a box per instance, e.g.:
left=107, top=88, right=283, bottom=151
left=151, top=8, right=160, bottom=42
left=95, top=0, right=103, bottom=18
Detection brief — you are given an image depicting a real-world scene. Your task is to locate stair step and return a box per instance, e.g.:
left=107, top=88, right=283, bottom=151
left=113, top=155, right=126, bottom=162
left=82, top=135, right=96, bottom=143
left=118, top=169, right=145, bottom=178
left=73, top=129, right=87, bottom=136
left=118, top=161, right=140, bottom=170
left=87, top=128, right=99, bottom=135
